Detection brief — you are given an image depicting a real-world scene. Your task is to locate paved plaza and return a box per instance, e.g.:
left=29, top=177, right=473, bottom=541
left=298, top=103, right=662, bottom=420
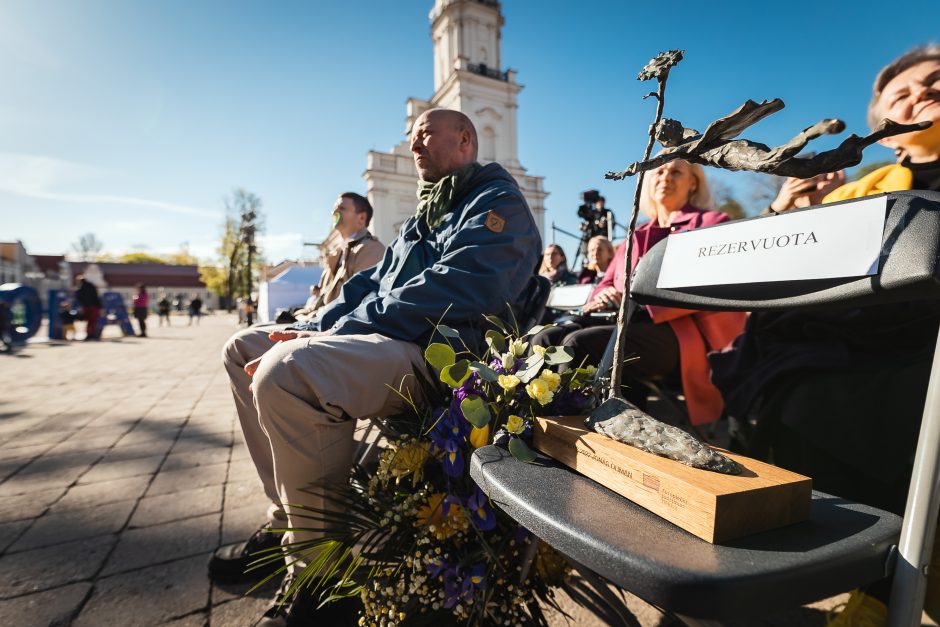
left=0, top=313, right=861, bottom=626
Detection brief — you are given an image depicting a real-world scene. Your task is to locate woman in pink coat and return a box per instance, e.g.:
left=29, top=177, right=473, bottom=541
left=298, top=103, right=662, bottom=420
left=532, top=159, right=745, bottom=424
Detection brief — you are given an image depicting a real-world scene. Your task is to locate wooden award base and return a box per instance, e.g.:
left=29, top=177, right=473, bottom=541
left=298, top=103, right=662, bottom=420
left=532, top=416, right=812, bottom=543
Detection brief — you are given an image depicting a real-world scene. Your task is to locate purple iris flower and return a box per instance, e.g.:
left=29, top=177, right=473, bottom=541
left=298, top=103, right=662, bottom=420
left=460, top=563, right=488, bottom=599
left=442, top=567, right=462, bottom=608
left=546, top=388, right=594, bottom=415
left=489, top=356, right=525, bottom=376
left=440, top=438, right=464, bottom=477
left=426, top=556, right=450, bottom=578
left=467, top=485, right=496, bottom=531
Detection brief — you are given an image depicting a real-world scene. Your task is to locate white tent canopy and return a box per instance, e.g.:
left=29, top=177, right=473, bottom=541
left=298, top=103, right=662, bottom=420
left=257, top=265, right=323, bottom=323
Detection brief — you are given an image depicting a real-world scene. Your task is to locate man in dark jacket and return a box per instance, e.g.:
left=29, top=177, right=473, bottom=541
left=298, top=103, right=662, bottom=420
left=75, top=275, right=102, bottom=340
left=213, top=108, right=541, bottom=625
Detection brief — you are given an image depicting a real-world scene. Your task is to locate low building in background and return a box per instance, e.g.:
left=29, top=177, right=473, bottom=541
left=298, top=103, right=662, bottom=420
left=0, top=241, right=71, bottom=312
left=68, top=262, right=213, bottom=312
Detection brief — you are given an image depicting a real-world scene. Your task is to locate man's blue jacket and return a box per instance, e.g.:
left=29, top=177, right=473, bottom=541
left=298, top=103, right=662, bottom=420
left=298, top=163, right=541, bottom=353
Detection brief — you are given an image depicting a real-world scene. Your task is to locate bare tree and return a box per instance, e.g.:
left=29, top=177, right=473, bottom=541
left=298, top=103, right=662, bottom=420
left=710, top=178, right=746, bottom=221
left=746, top=172, right=785, bottom=211
left=71, top=233, right=104, bottom=261
left=211, top=189, right=265, bottom=310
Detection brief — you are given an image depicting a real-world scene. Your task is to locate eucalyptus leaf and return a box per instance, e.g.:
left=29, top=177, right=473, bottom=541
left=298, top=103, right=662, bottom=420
left=517, top=354, right=544, bottom=383
left=425, top=343, right=456, bottom=372
left=440, top=359, right=471, bottom=388
left=525, top=324, right=551, bottom=337
left=435, top=324, right=460, bottom=338
left=508, top=437, right=537, bottom=463
left=484, top=315, right=508, bottom=333
left=470, top=362, right=499, bottom=382
left=460, top=396, right=492, bottom=428
left=484, top=330, right=507, bottom=354
left=543, top=346, right=575, bottom=365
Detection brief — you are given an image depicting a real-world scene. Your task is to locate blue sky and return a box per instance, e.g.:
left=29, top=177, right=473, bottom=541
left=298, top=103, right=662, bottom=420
left=4, top=0, right=940, bottom=264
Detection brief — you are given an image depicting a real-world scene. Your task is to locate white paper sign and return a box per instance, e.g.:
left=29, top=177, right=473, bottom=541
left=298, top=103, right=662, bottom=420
left=657, top=195, right=887, bottom=288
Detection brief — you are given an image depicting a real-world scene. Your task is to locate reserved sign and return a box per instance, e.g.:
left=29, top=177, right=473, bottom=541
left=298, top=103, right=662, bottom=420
left=657, top=195, right=887, bottom=288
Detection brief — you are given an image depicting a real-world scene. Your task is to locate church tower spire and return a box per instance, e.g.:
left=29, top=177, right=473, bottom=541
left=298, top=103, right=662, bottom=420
left=430, top=0, right=502, bottom=93
left=364, top=1, right=547, bottom=244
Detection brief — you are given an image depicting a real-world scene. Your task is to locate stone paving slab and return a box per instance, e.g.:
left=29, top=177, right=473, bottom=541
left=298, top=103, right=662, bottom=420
left=9, top=499, right=137, bottom=552
left=146, top=461, right=228, bottom=497
left=0, top=535, right=117, bottom=599
left=77, top=455, right=165, bottom=485
left=0, top=582, right=91, bottom=626
left=0, top=488, right=64, bottom=524
left=0, top=520, right=31, bottom=553
left=56, top=476, right=152, bottom=511
left=129, top=484, right=223, bottom=529
left=73, top=554, right=210, bottom=627
left=102, top=513, right=220, bottom=576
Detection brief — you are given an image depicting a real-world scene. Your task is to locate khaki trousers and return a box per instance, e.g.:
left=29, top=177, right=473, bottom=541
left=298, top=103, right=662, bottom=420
left=221, top=326, right=423, bottom=572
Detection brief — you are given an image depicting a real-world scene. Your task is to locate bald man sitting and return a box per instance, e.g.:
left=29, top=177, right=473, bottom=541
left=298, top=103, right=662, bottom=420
left=211, top=109, right=541, bottom=626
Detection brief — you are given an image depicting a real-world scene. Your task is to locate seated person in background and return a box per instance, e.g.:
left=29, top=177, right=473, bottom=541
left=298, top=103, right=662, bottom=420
left=212, top=108, right=541, bottom=625
left=537, top=243, right=576, bottom=285
left=532, top=159, right=745, bottom=424
left=710, top=44, right=940, bottom=623
left=279, top=193, right=384, bottom=324
left=577, top=235, right=615, bottom=284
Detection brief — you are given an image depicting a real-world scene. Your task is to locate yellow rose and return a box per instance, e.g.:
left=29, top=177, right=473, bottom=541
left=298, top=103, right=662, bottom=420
left=525, top=378, right=554, bottom=406
left=469, top=424, right=491, bottom=449
left=539, top=369, right=561, bottom=391
left=532, top=345, right=547, bottom=357
left=505, top=414, right=525, bottom=435
left=497, top=374, right=520, bottom=391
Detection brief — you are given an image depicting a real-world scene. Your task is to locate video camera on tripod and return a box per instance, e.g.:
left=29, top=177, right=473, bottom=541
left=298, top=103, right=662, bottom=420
left=575, top=189, right=614, bottom=262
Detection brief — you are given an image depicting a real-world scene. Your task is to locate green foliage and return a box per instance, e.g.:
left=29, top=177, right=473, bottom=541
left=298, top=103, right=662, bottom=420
left=203, top=188, right=266, bottom=307
left=508, top=437, right=537, bottom=463
left=440, top=359, right=470, bottom=387
left=717, top=198, right=746, bottom=220
left=118, top=252, right=167, bottom=264
left=543, top=346, right=575, bottom=365
left=460, top=396, right=491, bottom=428
left=424, top=343, right=456, bottom=372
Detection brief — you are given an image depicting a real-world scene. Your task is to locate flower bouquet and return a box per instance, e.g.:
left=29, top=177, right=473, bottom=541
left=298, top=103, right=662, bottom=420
left=264, top=317, right=631, bottom=626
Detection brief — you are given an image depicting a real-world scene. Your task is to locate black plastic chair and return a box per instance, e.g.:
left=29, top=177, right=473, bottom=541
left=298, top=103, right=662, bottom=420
left=471, top=191, right=940, bottom=624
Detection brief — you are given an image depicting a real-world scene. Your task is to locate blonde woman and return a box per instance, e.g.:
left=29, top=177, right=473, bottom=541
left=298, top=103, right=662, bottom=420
left=532, top=159, right=745, bottom=424
left=577, top=235, right=615, bottom=284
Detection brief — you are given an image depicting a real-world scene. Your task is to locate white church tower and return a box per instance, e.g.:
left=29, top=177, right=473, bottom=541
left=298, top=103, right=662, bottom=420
left=364, top=0, right=547, bottom=244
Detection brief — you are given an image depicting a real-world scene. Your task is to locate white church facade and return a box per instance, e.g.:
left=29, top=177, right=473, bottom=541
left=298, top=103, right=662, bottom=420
left=363, top=0, right=547, bottom=245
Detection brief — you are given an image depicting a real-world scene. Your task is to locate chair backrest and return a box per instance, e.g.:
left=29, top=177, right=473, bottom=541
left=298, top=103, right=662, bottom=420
left=632, top=191, right=940, bottom=313
left=628, top=190, right=940, bottom=625
left=545, top=283, right=594, bottom=311
left=514, top=274, right=552, bottom=333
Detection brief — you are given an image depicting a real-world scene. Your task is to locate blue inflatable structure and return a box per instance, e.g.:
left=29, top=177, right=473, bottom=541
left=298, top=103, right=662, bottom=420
left=0, top=284, right=42, bottom=343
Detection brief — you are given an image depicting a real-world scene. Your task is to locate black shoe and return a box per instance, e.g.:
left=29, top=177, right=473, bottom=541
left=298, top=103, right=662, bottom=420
left=208, top=522, right=285, bottom=584
left=255, top=575, right=362, bottom=627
